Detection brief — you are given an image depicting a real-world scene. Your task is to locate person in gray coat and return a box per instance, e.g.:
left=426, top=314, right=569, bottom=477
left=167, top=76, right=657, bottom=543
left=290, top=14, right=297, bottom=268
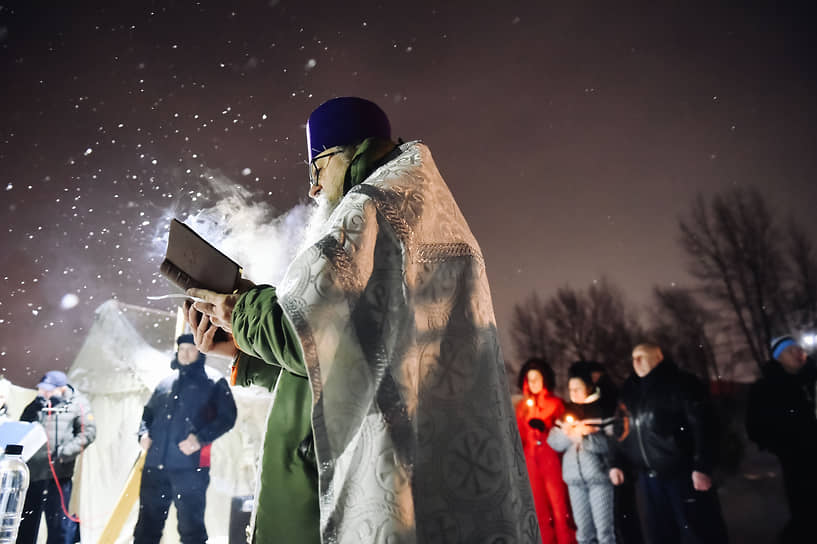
left=17, top=370, right=96, bottom=544
left=548, top=370, right=615, bottom=544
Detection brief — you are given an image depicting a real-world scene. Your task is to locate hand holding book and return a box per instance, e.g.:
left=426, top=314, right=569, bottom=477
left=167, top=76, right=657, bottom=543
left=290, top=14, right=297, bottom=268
left=183, top=278, right=255, bottom=356
left=187, top=277, right=256, bottom=334
left=185, top=300, right=238, bottom=358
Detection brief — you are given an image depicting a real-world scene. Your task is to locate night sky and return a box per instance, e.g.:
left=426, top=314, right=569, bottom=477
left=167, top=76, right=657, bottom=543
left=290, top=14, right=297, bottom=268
left=1, top=2, right=815, bottom=385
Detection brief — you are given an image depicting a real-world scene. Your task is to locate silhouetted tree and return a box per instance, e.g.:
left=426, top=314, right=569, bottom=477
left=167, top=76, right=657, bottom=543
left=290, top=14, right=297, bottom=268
left=510, top=292, right=551, bottom=360
left=510, top=279, right=641, bottom=389
left=546, top=280, right=640, bottom=382
left=508, top=292, right=557, bottom=378
left=650, top=286, right=721, bottom=380
left=786, top=221, right=817, bottom=332
left=679, top=188, right=789, bottom=370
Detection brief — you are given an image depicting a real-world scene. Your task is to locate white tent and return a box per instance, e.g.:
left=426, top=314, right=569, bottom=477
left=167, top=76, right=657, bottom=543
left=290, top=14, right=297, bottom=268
left=59, top=299, right=272, bottom=544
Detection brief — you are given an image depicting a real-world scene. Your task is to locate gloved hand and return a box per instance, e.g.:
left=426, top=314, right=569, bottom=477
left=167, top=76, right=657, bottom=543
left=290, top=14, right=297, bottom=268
left=528, top=418, right=546, bottom=432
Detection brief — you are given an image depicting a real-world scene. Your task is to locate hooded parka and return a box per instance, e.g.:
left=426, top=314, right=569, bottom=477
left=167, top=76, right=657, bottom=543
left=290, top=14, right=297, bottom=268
left=138, top=352, right=237, bottom=470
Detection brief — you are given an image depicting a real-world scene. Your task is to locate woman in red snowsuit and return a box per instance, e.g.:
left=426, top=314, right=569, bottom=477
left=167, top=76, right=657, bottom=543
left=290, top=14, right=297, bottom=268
left=516, top=358, right=576, bottom=544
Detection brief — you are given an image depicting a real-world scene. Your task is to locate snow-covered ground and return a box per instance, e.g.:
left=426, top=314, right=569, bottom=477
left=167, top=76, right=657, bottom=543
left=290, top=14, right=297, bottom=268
left=719, top=444, right=788, bottom=543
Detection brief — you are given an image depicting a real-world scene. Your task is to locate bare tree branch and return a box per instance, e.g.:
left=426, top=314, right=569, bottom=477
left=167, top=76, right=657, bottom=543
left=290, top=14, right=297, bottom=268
left=787, top=221, right=817, bottom=330
left=650, top=286, right=722, bottom=380
left=678, top=187, right=796, bottom=370
left=510, top=280, right=641, bottom=389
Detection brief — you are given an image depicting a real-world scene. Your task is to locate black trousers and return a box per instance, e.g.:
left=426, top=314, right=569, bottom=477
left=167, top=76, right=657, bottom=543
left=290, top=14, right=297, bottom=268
left=16, top=478, right=77, bottom=544
left=614, top=472, right=644, bottom=544
left=637, top=471, right=728, bottom=544
left=133, top=466, right=210, bottom=544
left=779, top=458, right=817, bottom=543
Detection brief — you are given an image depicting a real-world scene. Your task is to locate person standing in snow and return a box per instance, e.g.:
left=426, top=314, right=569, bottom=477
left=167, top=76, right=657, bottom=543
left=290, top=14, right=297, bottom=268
left=17, top=371, right=96, bottom=544
left=133, top=334, right=237, bottom=544
left=515, top=358, right=576, bottom=544
left=608, top=342, right=728, bottom=544
left=547, top=369, right=615, bottom=544
left=746, top=335, right=817, bottom=543
left=185, top=96, right=539, bottom=543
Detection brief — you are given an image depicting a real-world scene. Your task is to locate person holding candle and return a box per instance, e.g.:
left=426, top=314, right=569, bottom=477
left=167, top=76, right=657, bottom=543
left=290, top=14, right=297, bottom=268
left=548, top=369, right=615, bottom=544
left=516, top=358, right=576, bottom=544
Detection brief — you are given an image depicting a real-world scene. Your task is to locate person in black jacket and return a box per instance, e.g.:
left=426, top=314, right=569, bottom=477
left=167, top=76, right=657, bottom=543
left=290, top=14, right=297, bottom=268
left=133, top=334, right=237, bottom=544
left=608, top=342, right=727, bottom=544
left=18, top=370, right=96, bottom=544
left=746, top=335, right=817, bottom=544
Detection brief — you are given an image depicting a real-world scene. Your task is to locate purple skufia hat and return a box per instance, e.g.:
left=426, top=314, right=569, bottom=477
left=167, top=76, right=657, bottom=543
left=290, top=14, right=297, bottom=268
left=306, top=97, right=391, bottom=162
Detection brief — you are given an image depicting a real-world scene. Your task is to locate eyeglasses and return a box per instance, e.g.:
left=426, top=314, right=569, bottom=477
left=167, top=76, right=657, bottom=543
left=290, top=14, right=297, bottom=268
left=308, top=148, right=346, bottom=187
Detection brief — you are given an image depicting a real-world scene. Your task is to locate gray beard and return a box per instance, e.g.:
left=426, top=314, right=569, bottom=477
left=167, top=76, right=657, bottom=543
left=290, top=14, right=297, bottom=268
left=299, top=193, right=341, bottom=253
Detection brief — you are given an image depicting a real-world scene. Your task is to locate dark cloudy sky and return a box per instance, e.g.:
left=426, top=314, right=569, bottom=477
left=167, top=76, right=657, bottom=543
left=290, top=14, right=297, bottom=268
left=1, top=1, right=815, bottom=384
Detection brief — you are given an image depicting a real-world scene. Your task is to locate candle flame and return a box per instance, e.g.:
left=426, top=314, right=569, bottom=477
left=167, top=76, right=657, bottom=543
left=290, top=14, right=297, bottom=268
left=526, top=398, right=534, bottom=407
left=565, top=415, right=575, bottom=424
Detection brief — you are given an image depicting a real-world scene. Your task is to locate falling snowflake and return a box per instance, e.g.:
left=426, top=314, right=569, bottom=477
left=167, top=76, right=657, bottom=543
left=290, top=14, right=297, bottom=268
left=60, top=294, right=80, bottom=309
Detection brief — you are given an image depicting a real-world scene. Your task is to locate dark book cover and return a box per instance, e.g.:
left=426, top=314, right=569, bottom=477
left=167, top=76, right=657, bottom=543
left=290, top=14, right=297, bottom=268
left=161, top=219, right=242, bottom=294
left=160, top=219, right=242, bottom=344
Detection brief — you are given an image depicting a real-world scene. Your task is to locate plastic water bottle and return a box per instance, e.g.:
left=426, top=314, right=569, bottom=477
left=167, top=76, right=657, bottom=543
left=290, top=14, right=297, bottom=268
left=0, top=444, right=29, bottom=543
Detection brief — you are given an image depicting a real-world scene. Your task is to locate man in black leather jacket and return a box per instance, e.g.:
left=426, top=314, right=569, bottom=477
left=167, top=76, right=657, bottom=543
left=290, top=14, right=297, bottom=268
left=608, top=342, right=728, bottom=544
left=746, top=335, right=817, bottom=543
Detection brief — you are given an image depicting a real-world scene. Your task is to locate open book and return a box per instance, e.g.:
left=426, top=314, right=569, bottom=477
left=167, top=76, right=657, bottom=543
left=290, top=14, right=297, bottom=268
left=160, top=219, right=242, bottom=294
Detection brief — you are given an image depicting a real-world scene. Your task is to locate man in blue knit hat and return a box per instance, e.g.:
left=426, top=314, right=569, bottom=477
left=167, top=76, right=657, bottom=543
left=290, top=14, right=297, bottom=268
left=747, top=335, right=817, bottom=543
left=133, top=334, right=237, bottom=543
left=183, top=97, right=539, bottom=543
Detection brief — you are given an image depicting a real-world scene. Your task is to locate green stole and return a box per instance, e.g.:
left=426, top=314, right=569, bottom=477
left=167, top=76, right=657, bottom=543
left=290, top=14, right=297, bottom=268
left=343, top=137, right=398, bottom=195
